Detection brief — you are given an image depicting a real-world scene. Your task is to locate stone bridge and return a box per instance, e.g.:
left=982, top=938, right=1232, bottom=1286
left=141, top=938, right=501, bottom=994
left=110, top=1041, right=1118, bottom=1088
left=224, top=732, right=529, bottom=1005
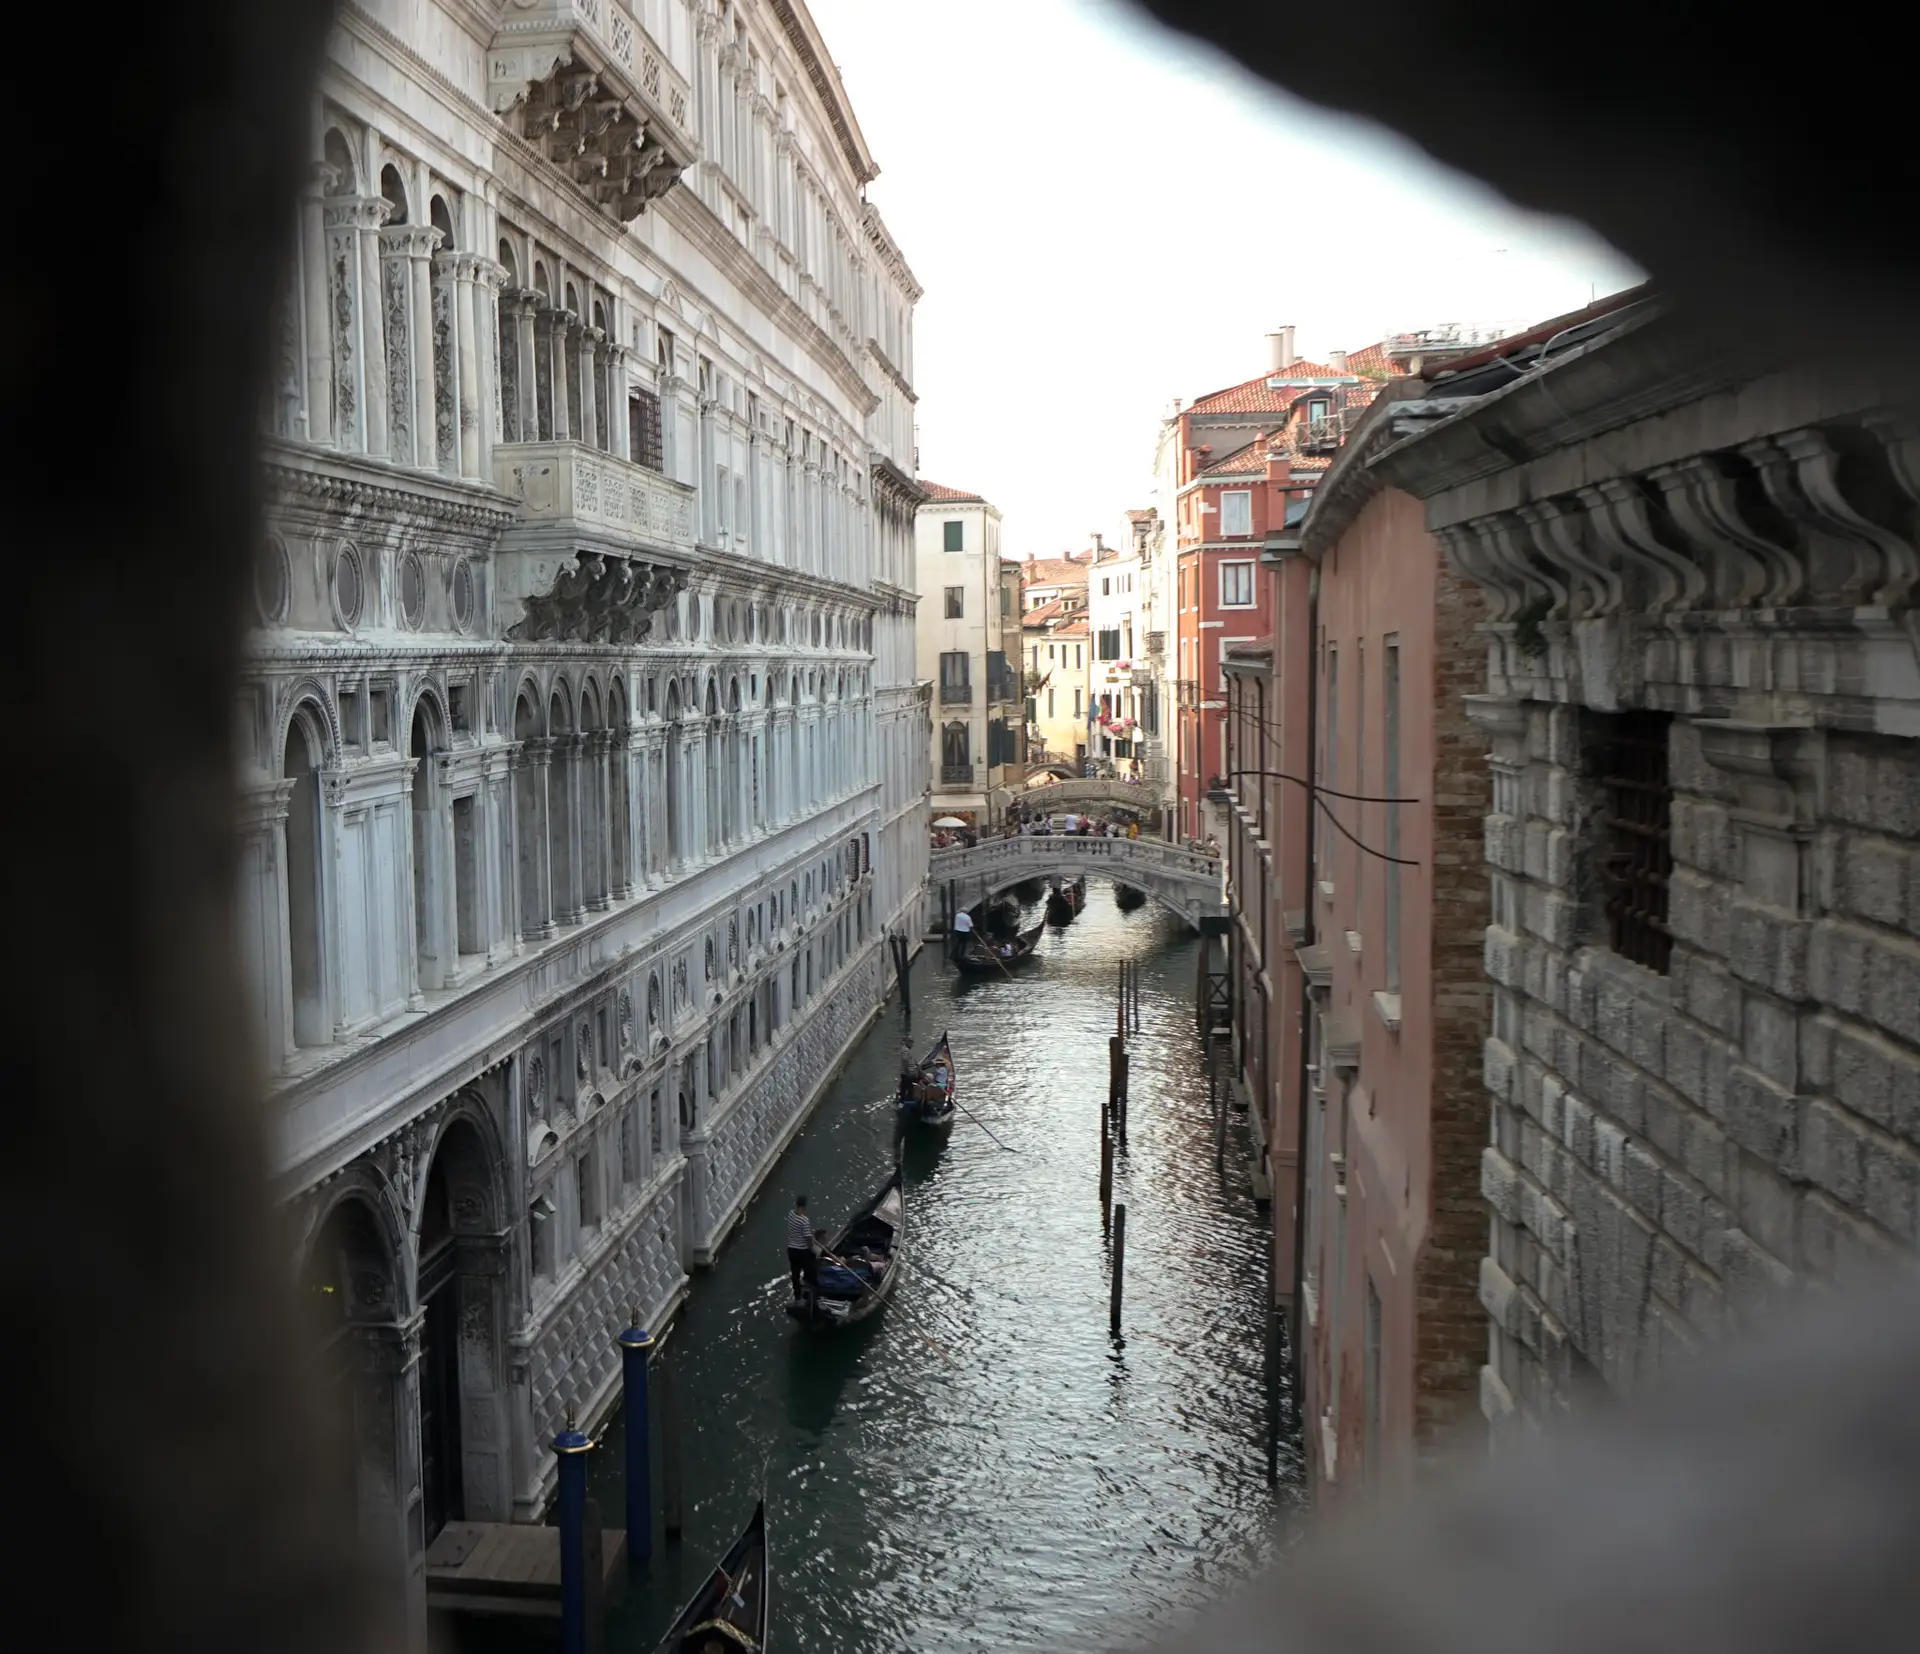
left=1018, top=777, right=1169, bottom=812
left=930, top=835, right=1225, bottom=929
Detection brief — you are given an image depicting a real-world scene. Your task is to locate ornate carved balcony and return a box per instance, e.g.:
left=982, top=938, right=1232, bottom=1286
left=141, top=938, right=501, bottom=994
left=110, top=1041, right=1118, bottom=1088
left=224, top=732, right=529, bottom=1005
left=493, top=439, right=694, bottom=641
left=488, top=1, right=696, bottom=221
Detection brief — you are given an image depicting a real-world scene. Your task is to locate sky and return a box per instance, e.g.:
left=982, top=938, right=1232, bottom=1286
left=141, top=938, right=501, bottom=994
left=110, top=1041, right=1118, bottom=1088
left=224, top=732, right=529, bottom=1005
left=806, top=0, right=1643, bottom=558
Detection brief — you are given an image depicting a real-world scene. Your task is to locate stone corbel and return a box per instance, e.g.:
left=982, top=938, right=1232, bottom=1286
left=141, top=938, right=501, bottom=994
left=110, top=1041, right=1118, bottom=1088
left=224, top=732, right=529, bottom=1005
left=1581, top=477, right=1706, bottom=614
left=1643, top=454, right=1799, bottom=609
left=1742, top=428, right=1915, bottom=606
left=1435, top=520, right=1527, bottom=621
left=1521, top=497, right=1623, bottom=618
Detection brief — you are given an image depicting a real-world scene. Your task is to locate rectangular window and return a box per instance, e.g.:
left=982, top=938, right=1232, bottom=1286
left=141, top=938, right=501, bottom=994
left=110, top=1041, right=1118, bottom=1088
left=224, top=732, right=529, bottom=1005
left=452, top=795, right=480, bottom=956
left=1046, top=687, right=1055, bottom=718
left=1220, top=561, right=1256, bottom=607
left=1355, top=641, right=1366, bottom=920
left=1075, top=644, right=1083, bottom=670
left=944, top=586, right=964, bottom=619
left=619, top=1104, right=636, bottom=1185
left=1384, top=638, right=1402, bottom=993
left=576, top=1152, right=599, bottom=1232
left=943, top=519, right=964, bottom=553
left=938, top=650, right=970, bottom=705
left=1097, top=628, right=1121, bottom=661
left=530, top=1195, right=555, bottom=1281
left=1102, top=577, right=1111, bottom=596
left=1593, top=710, right=1675, bottom=973
left=1322, top=643, right=1338, bottom=888
left=1221, top=490, right=1253, bottom=537
left=1073, top=688, right=1083, bottom=719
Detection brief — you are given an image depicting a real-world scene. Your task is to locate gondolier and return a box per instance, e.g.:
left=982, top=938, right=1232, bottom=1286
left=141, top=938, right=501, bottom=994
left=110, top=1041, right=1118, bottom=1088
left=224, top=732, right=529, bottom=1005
left=784, top=1195, right=816, bottom=1297
left=952, top=907, right=973, bottom=937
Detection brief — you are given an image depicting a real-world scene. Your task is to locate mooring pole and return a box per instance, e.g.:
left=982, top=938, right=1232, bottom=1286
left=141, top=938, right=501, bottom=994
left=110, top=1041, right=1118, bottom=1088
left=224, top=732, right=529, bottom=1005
left=1110, top=1035, right=1129, bottom=1149
left=616, top=1312, right=654, bottom=1567
left=1110, top=1203, right=1127, bottom=1335
left=1099, top=1086, right=1113, bottom=1213
left=554, top=1408, right=592, bottom=1654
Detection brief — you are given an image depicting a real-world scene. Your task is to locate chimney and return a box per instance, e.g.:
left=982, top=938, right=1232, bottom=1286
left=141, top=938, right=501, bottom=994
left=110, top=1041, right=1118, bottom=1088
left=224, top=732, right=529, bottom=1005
left=1328, top=348, right=1348, bottom=373
left=1267, top=325, right=1296, bottom=373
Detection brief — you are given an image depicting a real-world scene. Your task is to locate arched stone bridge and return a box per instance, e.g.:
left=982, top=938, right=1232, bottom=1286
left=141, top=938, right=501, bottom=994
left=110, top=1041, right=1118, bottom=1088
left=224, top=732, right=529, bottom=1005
left=1018, top=777, right=1169, bottom=812
left=930, top=835, right=1225, bottom=929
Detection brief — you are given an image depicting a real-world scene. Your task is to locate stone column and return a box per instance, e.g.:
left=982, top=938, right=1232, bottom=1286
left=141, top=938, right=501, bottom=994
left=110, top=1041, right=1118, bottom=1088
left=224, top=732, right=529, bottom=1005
left=578, top=326, right=602, bottom=454
left=606, top=343, right=630, bottom=462
left=404, top=227, right=440, bottom=469
left=322, top=198, right=379, bottom=453
left=357, top=198, right=393, bottom=460
left=455, top=253, right=482, bottom=481
left=511, top=290, right=538, bottom=443
left=478, top=751, right=513, bottom=967
left=378, top=226, right=420, bottom=471
left=528, top=739, right=556, bottom=939
left=477, top=259, right=505, bottom=473
left=551, top=310, right=576, bottom=442
left=432, top=251, right=462, bottom=477
left=301, top=167, right=336, bottom=447
left=590, top=731, right=615, bottom=909
left=562, top=732, right=587, bottom=924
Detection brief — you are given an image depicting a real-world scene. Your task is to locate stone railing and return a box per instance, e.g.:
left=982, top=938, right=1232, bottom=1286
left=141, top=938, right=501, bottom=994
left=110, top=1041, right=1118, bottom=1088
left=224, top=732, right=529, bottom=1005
left=494, top=440, right=695, bottom=557
left=1020, top=776, right=1168, bottom=810
left=929, top=833, right=1224, bottom=927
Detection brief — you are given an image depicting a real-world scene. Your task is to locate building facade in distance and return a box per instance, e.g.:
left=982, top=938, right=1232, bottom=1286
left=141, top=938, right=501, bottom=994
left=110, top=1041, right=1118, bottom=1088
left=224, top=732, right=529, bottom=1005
left=234, top=2, right=925, bottom=1639
left=917, top=483, right=1024, bottom=825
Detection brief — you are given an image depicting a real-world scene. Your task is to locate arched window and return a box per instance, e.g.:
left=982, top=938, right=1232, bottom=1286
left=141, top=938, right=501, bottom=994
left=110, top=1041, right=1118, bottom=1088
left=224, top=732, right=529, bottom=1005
left=409, top=701, right=444, bottom=993
left=283, top=709, right=329, bottom=1047
left=608, top=679, right=631, bottom=897
left=513, top=692, right=549, bottom=936
left=548, top=686, right=576, bottom=922
left=664, top=681, right=683, bottom=866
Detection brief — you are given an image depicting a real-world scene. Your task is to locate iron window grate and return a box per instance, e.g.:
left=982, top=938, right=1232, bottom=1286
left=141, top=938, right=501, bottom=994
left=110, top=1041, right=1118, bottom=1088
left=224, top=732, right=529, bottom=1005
left=1598, top=711, right=1673, bottom=974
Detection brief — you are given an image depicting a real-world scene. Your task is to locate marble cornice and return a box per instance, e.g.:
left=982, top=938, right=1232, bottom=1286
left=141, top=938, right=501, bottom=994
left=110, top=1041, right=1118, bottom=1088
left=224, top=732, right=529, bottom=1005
left=262, top=439, right=514, bottom=533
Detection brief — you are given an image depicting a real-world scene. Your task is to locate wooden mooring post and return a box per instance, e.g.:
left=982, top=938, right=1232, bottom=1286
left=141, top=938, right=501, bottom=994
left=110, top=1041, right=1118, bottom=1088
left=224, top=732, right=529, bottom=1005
left=1099, top=1083, right=1114, bottom=1213
left=1110, top=1034, right=1129, bottom=1149
left=1110, top=1203, right=1127, bottom=1335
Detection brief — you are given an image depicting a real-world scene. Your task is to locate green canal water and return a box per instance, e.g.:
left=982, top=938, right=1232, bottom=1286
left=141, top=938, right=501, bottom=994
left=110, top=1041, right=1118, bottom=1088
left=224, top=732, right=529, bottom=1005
left=590, top=882, right=1299, bottom=1653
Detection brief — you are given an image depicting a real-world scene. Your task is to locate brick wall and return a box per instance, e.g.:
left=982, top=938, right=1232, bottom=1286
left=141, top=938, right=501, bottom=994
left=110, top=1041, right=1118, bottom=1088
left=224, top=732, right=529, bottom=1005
left=1413, top=555, right=1491, bottom=1462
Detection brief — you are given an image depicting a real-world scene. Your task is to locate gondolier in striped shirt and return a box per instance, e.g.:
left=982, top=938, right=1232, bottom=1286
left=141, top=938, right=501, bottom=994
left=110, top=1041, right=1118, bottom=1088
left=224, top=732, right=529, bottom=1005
left=785, top=1194, right=817, bottom=1297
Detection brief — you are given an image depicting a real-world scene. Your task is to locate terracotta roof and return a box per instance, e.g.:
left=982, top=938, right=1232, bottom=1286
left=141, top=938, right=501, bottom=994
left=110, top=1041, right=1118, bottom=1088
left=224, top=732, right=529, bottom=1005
left=1342, top=341, right=1397, bottom=380
left=1021, top=557, right=1090, bottom=587
left=1054, top=618, right=1089, bottom=636
left=1126, top=508, right=1156, bottom=523
left=1188, top=362, right=1349, bottom=416
left=1022, top=598, right=1067, bottom=625
left=918, top=480, right=985, bottom=504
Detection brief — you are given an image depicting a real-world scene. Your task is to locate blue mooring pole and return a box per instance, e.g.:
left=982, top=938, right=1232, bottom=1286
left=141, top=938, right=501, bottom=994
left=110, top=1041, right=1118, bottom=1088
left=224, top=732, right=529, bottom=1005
left=617, top=1311, right=655, bottom=1567
left=554, top=1407, right=592, bottom=1654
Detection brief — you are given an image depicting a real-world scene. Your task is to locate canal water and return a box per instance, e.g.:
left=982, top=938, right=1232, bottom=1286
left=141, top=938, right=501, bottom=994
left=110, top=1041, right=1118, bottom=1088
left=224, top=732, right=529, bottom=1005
left=592, top=881, right=1298, bottom=1654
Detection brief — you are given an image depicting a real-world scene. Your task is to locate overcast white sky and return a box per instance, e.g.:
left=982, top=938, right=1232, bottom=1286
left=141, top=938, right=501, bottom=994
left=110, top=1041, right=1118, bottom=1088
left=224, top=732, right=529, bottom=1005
left=807, top=0, right=1642, bottom=556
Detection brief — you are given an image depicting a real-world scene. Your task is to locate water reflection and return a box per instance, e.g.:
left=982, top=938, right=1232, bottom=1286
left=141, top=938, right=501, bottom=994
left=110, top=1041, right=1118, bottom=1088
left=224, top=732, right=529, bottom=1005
left=593, top=882, right=1299, bottom=1654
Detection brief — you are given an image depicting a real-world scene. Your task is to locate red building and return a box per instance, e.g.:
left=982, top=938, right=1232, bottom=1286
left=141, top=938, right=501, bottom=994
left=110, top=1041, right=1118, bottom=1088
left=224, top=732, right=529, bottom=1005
left=1168, top=334, right=1397, bottom=843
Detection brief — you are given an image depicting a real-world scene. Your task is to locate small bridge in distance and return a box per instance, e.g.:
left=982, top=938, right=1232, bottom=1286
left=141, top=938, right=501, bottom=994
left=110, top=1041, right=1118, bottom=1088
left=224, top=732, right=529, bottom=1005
left=1018, top=776, right=1169, bottom=814
left=930, top=834, right=1225, bottom=930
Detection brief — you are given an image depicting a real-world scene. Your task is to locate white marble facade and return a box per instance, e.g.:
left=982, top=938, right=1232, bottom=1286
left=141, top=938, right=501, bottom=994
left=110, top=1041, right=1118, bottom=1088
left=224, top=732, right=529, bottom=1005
left=235, top=3, right=927, bottom=1639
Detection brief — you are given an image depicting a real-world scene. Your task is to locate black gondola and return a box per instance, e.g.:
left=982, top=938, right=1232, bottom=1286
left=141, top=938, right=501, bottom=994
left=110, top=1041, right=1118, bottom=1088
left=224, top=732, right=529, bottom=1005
left=1013, top=876, right=1048, bottom=903
left=1045, top=876, right=1087, bottom=925
left=786, top=1167, right=904, bottom=1330
left=953, top=918, right=1045, bottom=975
left=897, top=1031, right=957, bottom=1126
left=1114, top=881, right=1147, bottom=911
left=652, top=1500, right=768, bottom=1654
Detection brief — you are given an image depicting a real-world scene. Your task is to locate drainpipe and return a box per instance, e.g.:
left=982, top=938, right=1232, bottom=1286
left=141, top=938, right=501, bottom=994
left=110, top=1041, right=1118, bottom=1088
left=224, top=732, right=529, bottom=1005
left=1287, top=557, right=1321, bottom=1440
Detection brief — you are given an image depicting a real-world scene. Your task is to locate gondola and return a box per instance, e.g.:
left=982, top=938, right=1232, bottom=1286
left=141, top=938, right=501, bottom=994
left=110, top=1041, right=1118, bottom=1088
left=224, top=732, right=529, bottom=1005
left=1013, top=876, right=1048, bottom=903
left=953, top=918, right=1044, bottom=975
left=1114, top=881, right=1147, bottom=911
left=1045, top=876, right=1087, bottom=926
left=897, top=1031, right=957, bottom=1125
left=786, top=1166, right=904, bottom=1330
left=652, top=1499, right=768, bottom=1654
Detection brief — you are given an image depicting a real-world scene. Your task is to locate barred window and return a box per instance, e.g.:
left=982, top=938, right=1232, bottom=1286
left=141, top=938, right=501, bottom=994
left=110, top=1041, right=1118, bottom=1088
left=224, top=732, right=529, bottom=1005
left=628, top=388, right=664, bottom=472
left=1593, top=710, right=1674, bottom=973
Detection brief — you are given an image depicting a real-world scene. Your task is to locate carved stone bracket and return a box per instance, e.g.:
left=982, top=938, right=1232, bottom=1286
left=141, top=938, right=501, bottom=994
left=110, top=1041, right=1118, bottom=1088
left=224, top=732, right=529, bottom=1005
left=507, top=553, right=687, bottom=644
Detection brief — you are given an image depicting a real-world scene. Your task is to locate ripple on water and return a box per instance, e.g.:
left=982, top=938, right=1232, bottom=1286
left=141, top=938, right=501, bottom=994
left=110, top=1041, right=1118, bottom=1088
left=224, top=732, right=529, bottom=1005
left=591, top=887, right=1300, bottom=1654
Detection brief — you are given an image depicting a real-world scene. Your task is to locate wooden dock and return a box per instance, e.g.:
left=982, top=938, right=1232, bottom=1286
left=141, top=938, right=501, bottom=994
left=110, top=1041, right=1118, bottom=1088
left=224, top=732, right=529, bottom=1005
left=426, top=1517, right=627, bottom=1621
